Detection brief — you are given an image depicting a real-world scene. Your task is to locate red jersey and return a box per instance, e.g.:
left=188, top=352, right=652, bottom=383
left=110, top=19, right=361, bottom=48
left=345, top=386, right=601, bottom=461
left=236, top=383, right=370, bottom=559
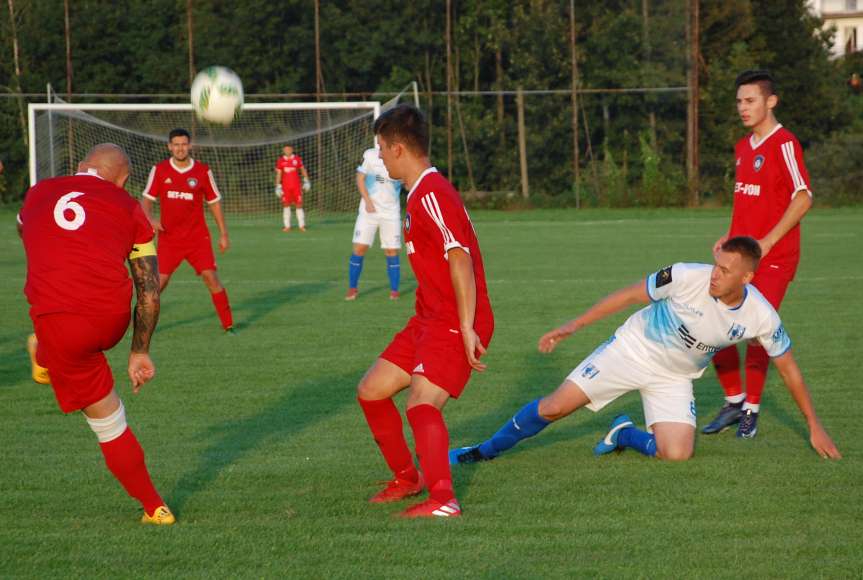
left=404, top=168, right=493, bottom=332
left=142, top=158, right=221, bottom=245
left=730, top=124, right=811, bottom=268
left=275, top=154, right=303, bottom=189
left=20, top=170, right=154, bottom=316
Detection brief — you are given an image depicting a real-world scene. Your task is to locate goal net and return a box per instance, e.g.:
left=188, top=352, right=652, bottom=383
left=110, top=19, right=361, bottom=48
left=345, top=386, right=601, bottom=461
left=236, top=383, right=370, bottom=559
left=28, top=86, right=417, bottom=216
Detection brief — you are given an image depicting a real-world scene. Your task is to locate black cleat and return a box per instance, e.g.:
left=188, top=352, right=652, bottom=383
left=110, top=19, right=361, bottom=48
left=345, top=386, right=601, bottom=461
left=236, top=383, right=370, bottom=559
left=448, top=445, right=491, bottom=465
left=736, top=409, right=759, bottom=439
left=702, top=402, right=743, bottom=434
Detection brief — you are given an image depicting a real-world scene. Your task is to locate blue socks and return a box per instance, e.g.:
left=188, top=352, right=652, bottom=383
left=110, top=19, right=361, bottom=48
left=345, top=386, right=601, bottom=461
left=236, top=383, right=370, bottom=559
left=386, top=255, right=400, bottom=292
left=617, top=427, right=657, bottom=457
left=479, top=399, right=551, bottom=458
left=348, top=254, right=364, bottom=289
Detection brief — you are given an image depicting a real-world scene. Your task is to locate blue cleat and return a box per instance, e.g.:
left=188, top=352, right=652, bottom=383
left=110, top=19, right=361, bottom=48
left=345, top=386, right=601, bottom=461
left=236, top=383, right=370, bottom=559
left=593, top=414, right=634, bottom=456
left=701, top=402, right=742, bottom=434
left=449, top=445, right=491, bottom=465
left=736, top=409, right=759, bottom=439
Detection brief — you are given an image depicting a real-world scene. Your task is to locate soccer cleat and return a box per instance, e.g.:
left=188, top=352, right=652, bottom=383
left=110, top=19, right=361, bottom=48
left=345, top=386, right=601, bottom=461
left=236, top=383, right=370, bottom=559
left=27, top=334, right=51, bottom=385
left=399, top=498, right=461, bottom=518
left=389, top=291, right=400, bottom=300
left=299, top=226, right=307, bottom=232
left=345, top=288, right=359, bottom=301
left=369, top=473, right=425, bottom=503
left=224, top=326, right=237, bottom=336
left=701, top=402, right=743, bottom=434
left=448, top=445, right=491, bottom=465
left=593, top=414, right=634, bottom=456
left=736, top=409, right=759, bottom=439
left=282, top=227, right=291, bottom=232
left=141, top=505, right=176, bottom=526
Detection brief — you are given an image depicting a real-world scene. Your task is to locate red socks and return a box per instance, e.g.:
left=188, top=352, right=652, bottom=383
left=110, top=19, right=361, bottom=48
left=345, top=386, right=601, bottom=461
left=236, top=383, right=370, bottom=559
left=358, top=398, right=418, bottom=481
left=744, top=344, right=770, bottom=405
left=406, top=404, right=454, bottom=504
left=713, top=346, right=743, bottom=397
left=98, top=428, right=164, bottom=515
left=210, top=289, right=234, bottom=330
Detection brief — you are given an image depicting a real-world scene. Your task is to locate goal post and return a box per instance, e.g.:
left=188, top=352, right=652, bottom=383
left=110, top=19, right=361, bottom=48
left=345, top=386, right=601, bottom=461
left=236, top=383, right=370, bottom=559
left=28, top=100, right=386, bottom=215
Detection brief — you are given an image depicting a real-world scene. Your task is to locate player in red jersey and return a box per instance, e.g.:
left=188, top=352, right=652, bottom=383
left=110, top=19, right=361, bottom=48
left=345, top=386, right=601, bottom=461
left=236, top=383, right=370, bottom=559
left=18, top=144, right=174, bottom=524
left=274, top=144, right=311, bottom=231
left=141, top=128, right=235, bottom=333
left=703, top=70, right=814, bottom=439
left=356, top=105, right=494, bottom=518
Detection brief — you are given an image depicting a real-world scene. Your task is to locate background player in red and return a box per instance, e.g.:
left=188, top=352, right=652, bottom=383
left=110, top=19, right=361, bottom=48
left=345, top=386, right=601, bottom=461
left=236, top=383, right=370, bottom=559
left=141, top=128, right=235, bottom=333
left=703, top=70, right=813, bottom=439
left=19, top=144, right=174, bottom=525
left=355, top=104, right=494, bottom=518
left=274, top=144, right=311, bottom=232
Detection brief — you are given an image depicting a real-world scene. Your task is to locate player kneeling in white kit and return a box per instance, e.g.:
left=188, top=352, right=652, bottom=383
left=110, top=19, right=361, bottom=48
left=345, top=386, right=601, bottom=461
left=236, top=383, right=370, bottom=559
left=346, top=147, right=403, bottom=301
left=450, top=236, right=841, bottom=464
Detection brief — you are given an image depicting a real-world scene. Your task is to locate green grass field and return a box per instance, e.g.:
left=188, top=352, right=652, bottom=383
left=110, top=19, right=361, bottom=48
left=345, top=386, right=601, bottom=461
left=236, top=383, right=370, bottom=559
left=1, top=207, right=861, bottom=578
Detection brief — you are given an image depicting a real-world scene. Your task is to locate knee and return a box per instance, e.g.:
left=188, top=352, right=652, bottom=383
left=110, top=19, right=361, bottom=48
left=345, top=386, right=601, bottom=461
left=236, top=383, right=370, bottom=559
left=537, top=397, right=569, bottom=422
left=357, top=376, right=385, bottom=401
left=657, top=442, right=694, bottom=462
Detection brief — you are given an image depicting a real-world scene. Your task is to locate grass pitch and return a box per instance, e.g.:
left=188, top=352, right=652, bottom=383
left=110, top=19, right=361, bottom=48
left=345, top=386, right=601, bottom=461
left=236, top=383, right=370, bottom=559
left=1, top=207, right=861, bottom=578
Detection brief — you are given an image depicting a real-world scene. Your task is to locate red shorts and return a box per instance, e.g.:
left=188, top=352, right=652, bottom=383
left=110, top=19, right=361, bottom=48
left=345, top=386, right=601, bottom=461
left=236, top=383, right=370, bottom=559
left=752, top=262, right=795, bottom=310
left=158, top=239, right=217, bottom=276
left=31, top=312, right=130, bottom=413
left=281, top=185, right=302, bottom=206
left=380, top=316, right=494, bottom=398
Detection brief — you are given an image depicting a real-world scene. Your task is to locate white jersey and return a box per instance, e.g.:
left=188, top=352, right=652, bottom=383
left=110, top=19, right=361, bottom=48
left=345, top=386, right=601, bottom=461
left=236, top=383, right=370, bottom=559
left=612, top=263, right=791, bottom=379
left=357, top=148, right=402, bottom=215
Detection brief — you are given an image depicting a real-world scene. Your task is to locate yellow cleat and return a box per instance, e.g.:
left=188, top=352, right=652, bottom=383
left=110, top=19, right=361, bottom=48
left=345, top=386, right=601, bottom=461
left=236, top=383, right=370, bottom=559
left=27, top=334, right=51, bottom=385
left=141, top=505, right=176, bottom=526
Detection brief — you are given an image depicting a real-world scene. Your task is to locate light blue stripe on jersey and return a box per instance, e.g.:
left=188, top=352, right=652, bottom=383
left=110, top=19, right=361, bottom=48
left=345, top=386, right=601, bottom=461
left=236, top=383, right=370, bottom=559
left=642, top=299, right=686, bottom=351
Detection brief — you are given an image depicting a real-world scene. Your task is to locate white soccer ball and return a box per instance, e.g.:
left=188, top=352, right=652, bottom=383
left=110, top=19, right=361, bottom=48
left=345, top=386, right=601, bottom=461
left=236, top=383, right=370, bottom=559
left=191, top=66, right=244, bottom=125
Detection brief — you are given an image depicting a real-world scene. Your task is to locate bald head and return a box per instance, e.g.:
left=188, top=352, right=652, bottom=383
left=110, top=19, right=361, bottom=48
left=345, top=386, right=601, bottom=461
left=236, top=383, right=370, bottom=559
left=78, top=143, right=130, bottom=188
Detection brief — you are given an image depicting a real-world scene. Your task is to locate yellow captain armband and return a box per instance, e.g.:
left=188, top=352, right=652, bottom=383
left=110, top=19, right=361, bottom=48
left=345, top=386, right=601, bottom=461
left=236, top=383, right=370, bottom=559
left=129, top=241, right=157, bottom=259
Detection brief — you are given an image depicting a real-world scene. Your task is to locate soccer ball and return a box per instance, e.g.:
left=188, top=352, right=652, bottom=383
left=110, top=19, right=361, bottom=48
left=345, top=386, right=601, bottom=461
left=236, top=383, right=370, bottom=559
left=191, top=66, right=244, bottom=125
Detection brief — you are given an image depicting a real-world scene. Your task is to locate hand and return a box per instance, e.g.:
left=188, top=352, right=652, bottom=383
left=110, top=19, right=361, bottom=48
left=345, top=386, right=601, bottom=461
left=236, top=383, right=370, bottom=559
left=219, top=233, right=230, bottom=253
left=275, top=185, right=282, bottom=198
left=128, top=352, right=155, bottom=394
left=364, top=199, right=376, bottom=213
left=461, top=328, right=488, bottom=372
left=303, top=178, right=311, bottom=192
left=150, top=219, right=164, bottom=233
left=757, top=237, right=774, bottom=258
left=809, top=421, right=842, bottom=459
left=712, top=234, right=728, bottom=257
left=538, top=322, right=577, bottom=353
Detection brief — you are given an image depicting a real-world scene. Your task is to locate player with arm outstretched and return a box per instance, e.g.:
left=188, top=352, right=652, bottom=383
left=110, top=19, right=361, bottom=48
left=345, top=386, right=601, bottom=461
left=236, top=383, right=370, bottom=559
left=140, top=128, right=235, bottom=333
left=356, top=105, right=495, bottom=518
left=450, top=237, right=840, bottom=466
left=705, top=70, right=814, bottom=438
left=274, top=144, right=311, bottom=232
left=19, top=144, right=175, bottom=524
left=345, top=147, right=403, bottom=301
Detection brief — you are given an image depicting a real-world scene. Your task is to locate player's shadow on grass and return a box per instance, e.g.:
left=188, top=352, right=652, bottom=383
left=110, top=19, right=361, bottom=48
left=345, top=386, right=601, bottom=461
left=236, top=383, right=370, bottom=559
left=156, top=281, right=333, bottom=334
left=167, top=370, right=357, bottom=516
left=0, top=334, right=33, bottom=386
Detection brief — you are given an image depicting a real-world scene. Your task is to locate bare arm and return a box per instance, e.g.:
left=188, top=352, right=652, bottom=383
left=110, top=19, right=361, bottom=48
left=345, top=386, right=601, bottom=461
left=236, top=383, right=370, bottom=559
left=759, top=192, right=812, bottom=257
left=141, top=197, right=163, bottom=231
left=128, top=254, right=160, bottom=393
left=539, top=280, right=650, bottom=353
left=772, top=350, right=841, bottom=459
left=208, top=200, right=230, bottom=253
left=301, top=166, right=310, bottom=180
left=275, top=168, right=281, bottom=188
left=449, top=248, right=486, bottom=371
left=356, top=172, right=375, bottom=213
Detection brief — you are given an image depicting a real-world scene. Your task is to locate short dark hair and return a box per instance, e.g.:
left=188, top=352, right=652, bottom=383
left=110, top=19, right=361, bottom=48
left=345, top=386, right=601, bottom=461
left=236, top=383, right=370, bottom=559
left=735, top=69, right=776, bottom=97
left=721, top=236, right=761, bottom=270
left=168, top=128, right=191, bottom=142
left=373, top=104, right=429, bottom=156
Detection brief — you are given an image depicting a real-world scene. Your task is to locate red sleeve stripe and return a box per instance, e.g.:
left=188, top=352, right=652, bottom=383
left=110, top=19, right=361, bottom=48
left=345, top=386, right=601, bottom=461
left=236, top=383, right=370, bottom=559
left=207, top=169, right=223, bottom=203
left=421, top=192, right=463, bottom=251
left=142, top=166, right=158, bottom=200
left=780, top=141, right=808, bottom=195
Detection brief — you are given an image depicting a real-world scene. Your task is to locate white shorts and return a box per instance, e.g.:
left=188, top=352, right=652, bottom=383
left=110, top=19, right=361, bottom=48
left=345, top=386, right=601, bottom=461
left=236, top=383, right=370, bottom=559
left=352, top=210, right=401, bottom=249
left=565, top=337, right=696, bottom=428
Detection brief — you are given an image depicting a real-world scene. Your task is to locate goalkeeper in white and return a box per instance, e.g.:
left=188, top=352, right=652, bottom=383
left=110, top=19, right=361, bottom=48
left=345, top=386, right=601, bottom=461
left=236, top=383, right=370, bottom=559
left=346, top=147, right=403, bottom=300
left=274, top=145, right=311, bottom=231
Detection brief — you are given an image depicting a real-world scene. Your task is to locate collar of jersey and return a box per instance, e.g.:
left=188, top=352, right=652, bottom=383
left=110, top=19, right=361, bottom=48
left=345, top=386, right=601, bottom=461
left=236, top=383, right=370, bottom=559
left=714, top=285, right=748, bottom=311
left=75, top=168, right=105, bottom=180
left=170, top=158, right=196, bottom=173
left=749, top=123, right=783, bottom=150
left=407, top=167, right=438, bottom=201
